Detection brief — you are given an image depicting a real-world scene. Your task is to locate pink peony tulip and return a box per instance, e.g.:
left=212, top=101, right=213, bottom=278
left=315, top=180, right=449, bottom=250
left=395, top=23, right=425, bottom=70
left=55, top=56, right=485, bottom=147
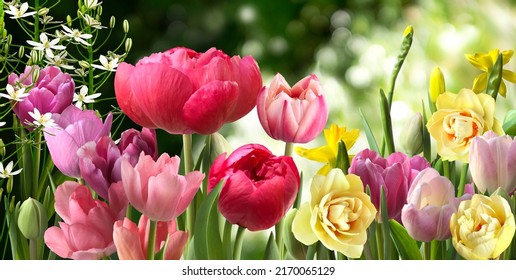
left=401, top=168, right=471, bottom=242
left=78, top=136, right=123, bottom=200
left=113, top=215, right=188, bottom=260
left=114, top=47, right=262, bottom=135
left=348, top=149, right=430, bottom=220
left=121, top=152, right=204, bottom=221
left=208, top=144, right=300, bottom=231
left=469, top=131, right=516, bottom=194
left=257, top=73, right=328, bottom=143
left=44, top=105, right=112, bottom=178
left=44, top=181, right=118, bottom=259
left=9, top=66, right=74, bottom=128
left=118, top=127, right=158, bottom=166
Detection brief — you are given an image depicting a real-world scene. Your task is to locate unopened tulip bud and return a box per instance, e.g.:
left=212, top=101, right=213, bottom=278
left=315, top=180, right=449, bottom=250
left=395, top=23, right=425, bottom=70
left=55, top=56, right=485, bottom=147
left=123, top=19, right=129, bottom=33
left=399, top=112, right=423, bottom=155
left=429, top=66, right=445, bottom=104
left=124, top=38, right=132, bottom=53
left=209, top=132, right=231, bottom=163
left=109, top=16, right=116, bottom=29
left=18, top=198, right=47, bottom=240
left=18, top=46, right=24, bottom=59
left=503, top=109, right=516, bottom=137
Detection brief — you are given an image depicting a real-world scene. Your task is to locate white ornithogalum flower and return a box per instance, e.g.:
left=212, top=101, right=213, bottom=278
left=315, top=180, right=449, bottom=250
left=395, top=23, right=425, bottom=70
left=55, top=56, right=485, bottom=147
left=0, top=161, right=22, bottom=179
left=0, top=121, right=6, bottom=127
left=4, top=2, right=37, bottom=19
left=61, top=25, right=93, bottom=46
left=84, top=0, right=102, bottom=9
left=27, top=33, right=66, bottom=59
left=28, top=108, right=56, bottom=128
left=92, top=55, right=119, bottom=72
left=0, top=84, right=30, bottom=102
left=73, top=85, right=101, bottom=108
left=81, top=13, right=105, bottom=29
left=44, top=51, right=76, bottom=70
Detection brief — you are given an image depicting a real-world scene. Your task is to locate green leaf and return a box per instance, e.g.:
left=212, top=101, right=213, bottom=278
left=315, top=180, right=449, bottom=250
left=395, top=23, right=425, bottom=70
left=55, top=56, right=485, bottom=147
left=193, top=182, right=224, bottom=260
left=422, top=100, right=431, bottom=162
left=42, top=186, right=54, bottom=221
left=486, top=53, right=503, bottom=100
left=283, top=209, right=307, bottom=260
left=503, top=109, right=516, bottom=137
left=359, top=108, right=380, bottom=153
left=379, top=187, right=391, bottom=259
left=389, top=219, right=422, bottom=260
left=264, top=232, right=280, bottom=260
left=380, top=89, right=395, bottom=155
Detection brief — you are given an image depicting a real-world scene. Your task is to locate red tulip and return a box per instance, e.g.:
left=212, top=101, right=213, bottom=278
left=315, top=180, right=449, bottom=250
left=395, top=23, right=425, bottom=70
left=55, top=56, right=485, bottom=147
left=114, top=47, right=262, bottom=134
left=208, top=144, right=300, bottom=231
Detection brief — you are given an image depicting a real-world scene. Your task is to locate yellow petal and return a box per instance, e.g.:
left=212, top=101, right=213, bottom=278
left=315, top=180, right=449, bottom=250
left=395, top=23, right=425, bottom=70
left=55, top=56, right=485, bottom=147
left=291, top=203, right=318, bottom=246
left=435, top=92, right=457, bottom=110
left=502, top=69, right=516, bottom=83
left=295, top=146, right=333, bottom=163
left=472, top=73, right=487, bottom=93
left=501, top=49, right=514, bottom=65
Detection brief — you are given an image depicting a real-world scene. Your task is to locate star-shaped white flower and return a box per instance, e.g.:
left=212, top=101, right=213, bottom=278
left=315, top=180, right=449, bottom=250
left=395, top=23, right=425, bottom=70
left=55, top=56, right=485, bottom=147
left=0, top=121, right=6, bottom=127
left=84, top=0, right=102, bottom=9
left=28, top=108, right=56, bottom=128
left=44, top=51, right=76, bottom=70
left=91, top=55, right=119, bottom=72
left=0, top=161, right=22, bottom=179
left=62, top=25, right=93, bottom=46
left=4, top=3, right=37, bottom=19
left=73, top=85, right=102, bottom=108
left=0, top=84, right=30, bottom=102
left=27, top=33, right=66, bottom=59
left=81, top=13, right=105, bottom=29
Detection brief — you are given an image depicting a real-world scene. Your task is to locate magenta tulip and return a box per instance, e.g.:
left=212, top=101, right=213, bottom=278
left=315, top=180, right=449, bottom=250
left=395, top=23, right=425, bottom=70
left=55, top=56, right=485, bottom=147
left=44, top=181, right=118, bottom=259
left=118, top=127, right=158, bottom=166
left=9, top=66, right=74, bottom=128
left=44, top=105, right=112, bottom=178
left=257, top=73, right=328, bottom=143
left=348, top=149, right=430, bottom=220
left=114, top=47, right=262, bottom=135
left=401, top=168, right=471, bottom=242
left=469, top=131, right=516, bottom=194
left=113, top=215, right=187, bottom=260
left=208, top=144, right=300, bottom=231
left=121, top=153, right=204, bottom=221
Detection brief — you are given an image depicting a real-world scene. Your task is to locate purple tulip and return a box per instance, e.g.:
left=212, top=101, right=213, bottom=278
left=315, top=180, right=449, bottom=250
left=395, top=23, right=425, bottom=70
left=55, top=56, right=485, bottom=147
left=44, top=105, right=112, bottom=178
left=469, top=131, right=516, bottom=195
left=401, top=168, right=471, bottom=242
left=78, top=136, right=122, bottom=200
left=118, top=127, right=158, bottom=166
left=9, top=66, right=74, bottom=128
left=348, top=149, right=430, bottom=220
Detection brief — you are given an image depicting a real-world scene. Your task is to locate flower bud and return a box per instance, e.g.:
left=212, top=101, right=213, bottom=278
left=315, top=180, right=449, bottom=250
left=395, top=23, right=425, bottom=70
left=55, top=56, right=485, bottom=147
left=66, top=15, right=73, bottom=26
left=6, top=176, right=13, bottom=194
left=30, top=50, right=43, bottom=64
left=429, top=66, right=445, bottom=104
left=78, top=60, right=90, bottom=69
left=0, top=138, right=5, bottom=158
left=38, top=8, right=49, bottom=16
left=109, top=16, right=116, bottom=29
left=124, top=38, right=132, bottom=53
left=97, top=5, right=103, bottom=16
left=31, top=68, right=40, bottom=85
left=9, top=196, right=14, bottom=213
left=18, top=198, right=47, bottom=240
left=503, top=109, right=516, bottom=137
left=209, top=132, right=231, bottom=164
left=123, top=19, right=129, bottom=33
left=399, top=112, right=423, bottom=155
left=18, top=45, right=24, bottom=59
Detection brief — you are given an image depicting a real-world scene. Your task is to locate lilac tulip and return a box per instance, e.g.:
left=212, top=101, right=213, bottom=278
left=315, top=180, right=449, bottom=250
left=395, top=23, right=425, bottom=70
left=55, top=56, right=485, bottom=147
left=401, top=168, right=471, bottom=242
left=469, top=131, right=516, bottom=195
left=257, top=73, right=328, bottom=143
left=9, top=66, right=74, bottom=128
left=44, top=105, right=112, bottom=178
left=348, top=149, right=430, bottom=220
left=118, top=127, right=158, bottom=166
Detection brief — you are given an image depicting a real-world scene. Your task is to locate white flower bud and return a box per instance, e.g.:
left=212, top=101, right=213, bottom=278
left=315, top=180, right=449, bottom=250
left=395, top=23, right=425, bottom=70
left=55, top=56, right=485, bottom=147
left=125, top=38, right=132, bottom=53
left=78, top=60, right=91, bottom=69
left=109, top=16, right=116, bottom=29
left=399, top=112, right=424, bottom=156
left=123, top=19, right=129, bottom=33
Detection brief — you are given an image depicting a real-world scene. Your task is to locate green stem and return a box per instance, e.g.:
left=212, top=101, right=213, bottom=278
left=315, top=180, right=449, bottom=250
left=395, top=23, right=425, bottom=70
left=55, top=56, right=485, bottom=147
left=222, top=220, right=233, bottom=260
left=457, top=163, right=469, bottom=197
left=233, top=226, right=246, bottom=260
left=375, top=224, right=384, bottom=260
left=443, top=160, right=450, bottom=180
left=275, top=219, right=284, bottom=259
left=146, top=220, right=157, bottom=260
left=182, top=134, right=194, bottom=256
left=284, top=142, right=294, bottom=157
left=424, top=242, right=431, bottom=260
left=34, top=0, right=40, bottom=39
left=306, top=242, right=318, bottom=260
left=29, top=239, right=37, bottom=260
left=31, top=131, right=41, bottom=199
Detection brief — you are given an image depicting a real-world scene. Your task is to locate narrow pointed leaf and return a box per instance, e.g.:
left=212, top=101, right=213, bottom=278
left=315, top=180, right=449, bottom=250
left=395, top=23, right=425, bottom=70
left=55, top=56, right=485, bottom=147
left=264, top=232, right=280, bottom=260
left=389, top=219, right=422, bottom=260
left=194, top=182, right=224, bottom=259
left=359, top=108, right=380, bottom=153
left=335, top=140, right=350, bottom=174
left=486, top=53, right=503, bottom=100
left=380, top=89, right=395, bottom=155
left=380, top=187, right=391, bottom=259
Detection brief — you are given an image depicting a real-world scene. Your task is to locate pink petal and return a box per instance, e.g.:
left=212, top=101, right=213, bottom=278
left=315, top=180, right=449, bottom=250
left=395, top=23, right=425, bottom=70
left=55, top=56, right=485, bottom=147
left=294, top=94, right=328, bottom=143
left=113, top=219, right=145, bottom=260
left=44, top=226, right=73, bottom=259
left=173, top=171, right=203, bottom=217
left=164, top=231, right=188, bottom=260
left=226, top=55, right=262, bottom=122
left=54, top=181, right=82, bottom=223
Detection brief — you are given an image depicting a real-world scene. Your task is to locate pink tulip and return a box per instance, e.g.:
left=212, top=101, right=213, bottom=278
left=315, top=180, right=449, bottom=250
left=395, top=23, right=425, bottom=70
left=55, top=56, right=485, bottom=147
left=348, top=149, right=430, bottom=220
left=78, top=136, right=122, bottom=200
left=469, top=131, right=516, bottom=194
left=208, top=144, right=300, bottom=231
left=114, top=47, right=262, bottom=135
left=401, top=168, right=471, bottom=242
left=44, top=105, right=112, bottom=178
left=257, top=73, right=328, bottom=143
left=44, top=181, right=118, bottom=259
left=121, top=152, right=204, bottom=221
left=118, top=127, right=158, bottom=166
left=113, top=215, right=188, bottom=260
left=9, top=66, right=74, bottom=128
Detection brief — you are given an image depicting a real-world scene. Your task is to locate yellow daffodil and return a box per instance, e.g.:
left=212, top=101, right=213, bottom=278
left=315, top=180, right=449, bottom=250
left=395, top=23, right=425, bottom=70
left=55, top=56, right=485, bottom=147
left=295, top=124, right=360, bottom=175
left=465, top=49, right=516, bottom=97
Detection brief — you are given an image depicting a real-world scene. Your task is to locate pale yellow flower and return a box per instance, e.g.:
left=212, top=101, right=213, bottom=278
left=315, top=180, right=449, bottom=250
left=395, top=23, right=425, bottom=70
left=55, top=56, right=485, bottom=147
left=291, top=168, right=376, bottom=258
left=450, top=194, right=515, bottom=260
left=465, top=49, right=516, bottom=98
left=426, top=88, right=503, bottom=162
left=295, top=124, right=359, bottom=175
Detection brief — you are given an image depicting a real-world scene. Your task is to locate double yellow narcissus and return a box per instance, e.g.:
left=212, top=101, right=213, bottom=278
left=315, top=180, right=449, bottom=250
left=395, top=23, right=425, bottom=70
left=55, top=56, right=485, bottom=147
left=426, top=88, right=503, bottom=162
left=291, top=168, right=376, bottom=258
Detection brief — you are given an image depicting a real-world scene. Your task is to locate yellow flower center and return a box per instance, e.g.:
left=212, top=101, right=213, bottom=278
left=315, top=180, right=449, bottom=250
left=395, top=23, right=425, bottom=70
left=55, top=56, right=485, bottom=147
left=319, top=193, right=361, bottom=234
left=442, top=110, right=483, bottom=145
